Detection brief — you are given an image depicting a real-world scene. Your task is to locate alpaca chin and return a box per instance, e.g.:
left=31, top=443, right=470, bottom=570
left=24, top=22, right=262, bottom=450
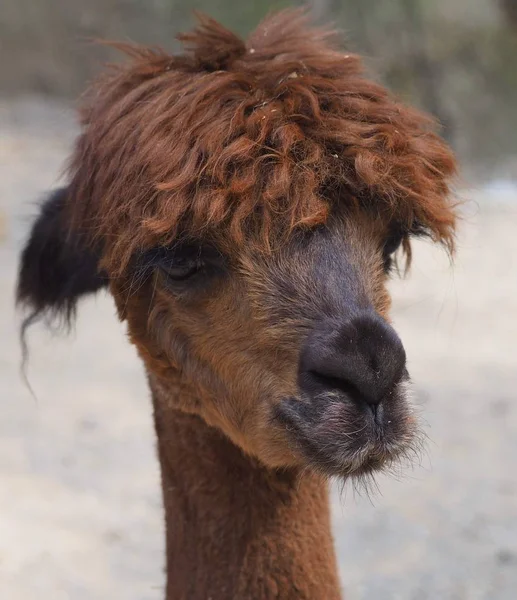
left=274, top=379, right=421, bottom=479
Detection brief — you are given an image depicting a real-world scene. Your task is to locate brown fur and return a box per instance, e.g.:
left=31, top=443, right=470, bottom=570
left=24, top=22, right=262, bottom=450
left=153, top=394, right=340, bottom=600
left=67, top=10, right=456, bottom=275
left=18, top=10, right=458, bottom=600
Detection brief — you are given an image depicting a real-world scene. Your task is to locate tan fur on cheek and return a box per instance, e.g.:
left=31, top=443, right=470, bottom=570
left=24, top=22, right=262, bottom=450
left=111, top=275, right=303, bottom=467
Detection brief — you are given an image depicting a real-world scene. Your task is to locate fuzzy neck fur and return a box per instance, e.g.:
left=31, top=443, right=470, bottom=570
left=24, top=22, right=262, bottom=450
left=150, top=381, right=342, bottom=600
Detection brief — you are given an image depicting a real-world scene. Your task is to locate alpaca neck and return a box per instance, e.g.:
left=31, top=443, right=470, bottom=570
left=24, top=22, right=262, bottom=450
left=151, top=388, right=342, bottom=600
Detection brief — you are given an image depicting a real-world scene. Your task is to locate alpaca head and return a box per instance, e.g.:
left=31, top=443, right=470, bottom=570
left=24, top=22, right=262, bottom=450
left=18, top=11, right=457, bottom=479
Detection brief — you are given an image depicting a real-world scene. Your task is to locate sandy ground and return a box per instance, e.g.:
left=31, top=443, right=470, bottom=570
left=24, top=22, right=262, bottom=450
left=1, top=97, right=516, bottom=600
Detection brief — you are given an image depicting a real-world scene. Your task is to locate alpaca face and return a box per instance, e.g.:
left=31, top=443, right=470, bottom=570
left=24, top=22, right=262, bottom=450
left=18, top=12, right=457, bottom=481
left=106, top=209, right=417, bottom=478
left=18, top=190, right=418, bottom=480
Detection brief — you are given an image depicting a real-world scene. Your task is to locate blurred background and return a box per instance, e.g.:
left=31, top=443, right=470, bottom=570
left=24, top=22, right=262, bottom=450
left=1, top=1, right=516, bottom=599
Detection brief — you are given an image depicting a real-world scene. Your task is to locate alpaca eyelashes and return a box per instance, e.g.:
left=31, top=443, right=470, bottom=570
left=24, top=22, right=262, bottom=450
left=142, top=243, right=227, bottom=289
left=159, top=256, right=204, bottom=281
left=382, top=230, right=405, bottom=273
left=384, top=229, right=405, bottom=256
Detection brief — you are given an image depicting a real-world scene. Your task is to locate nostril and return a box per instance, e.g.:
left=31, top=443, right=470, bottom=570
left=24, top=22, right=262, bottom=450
left=301, top=363, right=400, bottom=408
left=307, top=370, right=363, bottom=402
left=304, top=369, right=387, bottom=411
left=304, top=368, right=394, bottom=413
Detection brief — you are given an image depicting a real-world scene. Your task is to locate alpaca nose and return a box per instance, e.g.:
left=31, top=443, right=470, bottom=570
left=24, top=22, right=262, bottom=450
left=298, top=312, right=407, bottom=408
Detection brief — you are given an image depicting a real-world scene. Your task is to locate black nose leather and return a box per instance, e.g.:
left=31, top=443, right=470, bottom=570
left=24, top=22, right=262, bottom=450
left=299, top=312, right=406, bottom=407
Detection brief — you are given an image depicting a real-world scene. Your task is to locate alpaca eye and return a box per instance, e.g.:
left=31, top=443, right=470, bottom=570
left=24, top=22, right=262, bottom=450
left=145, top=243, right=226, bottom=289
left=382, top=230, right=404, bottom=273
left=160, top=257, right=202, bottom=281
left=384, top=231, right=404, bottom=256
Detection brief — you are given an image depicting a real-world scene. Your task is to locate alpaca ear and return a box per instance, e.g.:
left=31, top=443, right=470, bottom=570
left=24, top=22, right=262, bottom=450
left=17, top=187, right=108, bottom=326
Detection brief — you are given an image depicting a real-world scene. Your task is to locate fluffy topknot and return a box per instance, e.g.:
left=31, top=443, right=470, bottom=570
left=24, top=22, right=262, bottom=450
left=177, top=12, right=247, bottom=71
left=67, top=9, right=457, bottom=274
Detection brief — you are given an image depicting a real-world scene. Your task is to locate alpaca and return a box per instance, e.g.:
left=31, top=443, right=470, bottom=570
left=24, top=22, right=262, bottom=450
left=17, top=11, right=457, bottom=600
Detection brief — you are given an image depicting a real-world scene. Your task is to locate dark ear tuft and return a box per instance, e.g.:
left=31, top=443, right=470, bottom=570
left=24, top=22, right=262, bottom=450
left=17, top=187, right=107, bottom=327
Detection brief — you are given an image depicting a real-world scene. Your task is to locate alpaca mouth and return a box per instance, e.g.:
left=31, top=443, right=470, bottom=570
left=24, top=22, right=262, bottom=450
left=274, top=382, right=418, bottom=478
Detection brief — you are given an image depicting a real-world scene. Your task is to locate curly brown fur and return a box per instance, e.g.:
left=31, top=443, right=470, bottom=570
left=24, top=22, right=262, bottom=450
left=66, top=9, right=456, bottom=275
